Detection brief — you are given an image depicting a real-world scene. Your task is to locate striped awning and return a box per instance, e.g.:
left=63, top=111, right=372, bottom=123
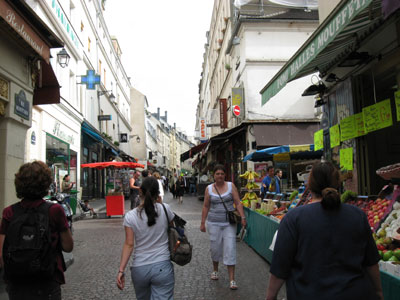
left=260, top=0, right=383, bottom=105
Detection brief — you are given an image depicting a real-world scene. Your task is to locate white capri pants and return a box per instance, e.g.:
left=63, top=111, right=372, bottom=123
left=207, top=222, right=237, bottom=266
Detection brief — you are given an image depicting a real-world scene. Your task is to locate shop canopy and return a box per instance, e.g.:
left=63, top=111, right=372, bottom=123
left=243, top=144, right=323, bottom=162
left=180, top=141, right=209, bottom=162
left=81, top=161, right=144, bottom=169
left=260, top=0, right=382, bottom=105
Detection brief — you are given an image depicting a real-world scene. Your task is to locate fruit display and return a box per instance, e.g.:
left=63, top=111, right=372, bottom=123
left=240, top=169, right=261, bottom=208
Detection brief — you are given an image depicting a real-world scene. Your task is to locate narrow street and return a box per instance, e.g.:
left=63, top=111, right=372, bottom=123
left=61, top=192, right=286, bottom=300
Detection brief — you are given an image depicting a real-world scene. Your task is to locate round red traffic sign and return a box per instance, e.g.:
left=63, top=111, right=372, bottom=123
left=233, top=105, right=241, bottom=116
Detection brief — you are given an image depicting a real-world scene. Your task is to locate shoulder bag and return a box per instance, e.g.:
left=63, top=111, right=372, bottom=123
left=161, top=204, right=192, bottom=266
left=214, top=184, right=241, bottom=224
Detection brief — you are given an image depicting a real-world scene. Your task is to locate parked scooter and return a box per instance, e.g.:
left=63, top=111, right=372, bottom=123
left=45, top=193, right=73, bottom=233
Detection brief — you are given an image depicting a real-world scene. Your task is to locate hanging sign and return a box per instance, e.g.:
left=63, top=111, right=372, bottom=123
left=395, top=90, right=400, bottom=122
left=363, top=99, right=392, bottom=133
left=354, top=112, right=365, bottom=137
left=340, top=147, right=353, bottom=171
left=199, top=117, right=207, bottom=141
left=219, top=98, right=227, bottom=128
left=232, top=88, right=244, bottom=117
left=314, top=129, right=323, bottom=151
left=80, top=70, right=100, bottom=90
left=98, top=115, right=112, bottom=121
left=329, top=124, right=340, bottom=148
left=340, top=115, right=356, bottom=141
left=120, top=133, right=128, bottom=143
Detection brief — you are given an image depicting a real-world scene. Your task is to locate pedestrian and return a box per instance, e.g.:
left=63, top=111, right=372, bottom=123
left=80, top=199, right=97, bottom=217
left=141, top=169, right=149, bottom=178
left=189, top=174, right=197, bottom=195
left=129, top=170, right=141, bottom=209
left=274, top=168, right=282, bottom=193
left=261, top=166, right=279, bottom=197
left=266, top=161, right=383, bottom=300
left=0, top=161, right=74, bottom=300
left=117, top=177, right=175, bottom=299
left=176, top=175, right=185, bottom=204
left=200, top=164, right=246, bottom=290
left=61, top=174, right=74, bottom=205
left=153, top=171, right=164, bottom=202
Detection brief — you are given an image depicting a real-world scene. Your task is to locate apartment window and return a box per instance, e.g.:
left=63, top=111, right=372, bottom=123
left=88, top=37, right=91, bottom=52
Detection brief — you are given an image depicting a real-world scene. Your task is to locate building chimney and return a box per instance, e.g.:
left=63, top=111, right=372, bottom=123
left=164, top=111, right=167, bottom=122
left=157, top=107, right=160, bottom=120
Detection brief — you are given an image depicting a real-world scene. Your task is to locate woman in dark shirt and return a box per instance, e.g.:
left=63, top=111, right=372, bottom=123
left=266, top=161, right=383, bottom=300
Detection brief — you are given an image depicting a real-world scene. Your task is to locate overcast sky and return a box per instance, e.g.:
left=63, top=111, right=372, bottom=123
left=104, top=1, right=214, bottom=136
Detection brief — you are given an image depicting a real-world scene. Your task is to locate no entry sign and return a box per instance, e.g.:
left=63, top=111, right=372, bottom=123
left=233, top=105, right=241, bottom=116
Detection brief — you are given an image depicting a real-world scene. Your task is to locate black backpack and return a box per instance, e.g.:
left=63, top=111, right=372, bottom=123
left=3, top=201, right=56, bottom=282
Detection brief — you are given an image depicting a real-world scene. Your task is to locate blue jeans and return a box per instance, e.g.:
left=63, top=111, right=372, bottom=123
left=189, top=184, right=196, bottom=194
left=131, top=260, right=174, bottom=300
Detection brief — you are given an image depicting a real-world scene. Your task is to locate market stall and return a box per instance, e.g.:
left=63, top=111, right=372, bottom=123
left=81, top=161, right=144, bottom=217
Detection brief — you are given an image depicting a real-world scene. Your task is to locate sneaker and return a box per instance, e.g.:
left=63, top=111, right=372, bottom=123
left=230, top=280, right=238, bottom=290
left=210, top=271, right=218, bottom=280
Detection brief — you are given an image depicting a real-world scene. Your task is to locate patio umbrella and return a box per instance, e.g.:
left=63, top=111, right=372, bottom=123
left=81, top=161, right=145, bottom=189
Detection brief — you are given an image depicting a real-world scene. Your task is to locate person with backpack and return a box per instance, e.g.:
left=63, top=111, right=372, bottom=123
left=0, top=161, right=74, bottom=300
left=117, top=176, right=175, bottom=299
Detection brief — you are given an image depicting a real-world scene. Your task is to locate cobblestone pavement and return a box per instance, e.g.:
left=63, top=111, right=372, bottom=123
left=61, top=192, right=286, bottom=300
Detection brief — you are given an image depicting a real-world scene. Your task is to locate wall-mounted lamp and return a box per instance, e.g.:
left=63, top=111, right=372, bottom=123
left=325, top=73, right=341, bottom=83
left=338, top=52, right=371, bottom=67
left=129, top=134, right=141, bottom=143
left=57, top=48, right=70, bottom=68
left=301, top=82, right=326, bottom=96
left=98, top=90, right=115, bottom=103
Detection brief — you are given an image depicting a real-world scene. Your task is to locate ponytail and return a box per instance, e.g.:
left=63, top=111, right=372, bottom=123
left=321, top=187, right=340, bottom=210
left=138, top=177, right=159, bottom=226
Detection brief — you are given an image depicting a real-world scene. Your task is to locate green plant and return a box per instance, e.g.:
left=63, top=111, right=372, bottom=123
left=341, top=190, right=357, bottom=203
left=102, top=132, right=112, bottom=141
left=225, top=63, right=231, bottom=70
left=113, top=141, right=120, bottom=146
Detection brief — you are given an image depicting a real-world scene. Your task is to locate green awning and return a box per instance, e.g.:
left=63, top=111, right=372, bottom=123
left=260, top=0, right=382, bottom=106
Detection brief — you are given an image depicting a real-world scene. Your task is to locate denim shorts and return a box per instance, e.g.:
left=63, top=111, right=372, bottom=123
left=131, top=260, right=174, bottom=300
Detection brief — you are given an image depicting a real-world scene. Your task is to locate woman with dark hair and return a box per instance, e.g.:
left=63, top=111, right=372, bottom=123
left=200, top=164, right=246, bottom=290
left=0, top=161, right=73, bottom=300
left=117, top=176, right=175, bottom=299
left=266, top=161, right=383, bottom=300
left=176, top=176, right=185, bottom=204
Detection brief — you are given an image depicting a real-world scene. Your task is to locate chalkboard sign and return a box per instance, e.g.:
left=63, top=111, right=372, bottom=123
left=363, top=99, right=392, bottom=133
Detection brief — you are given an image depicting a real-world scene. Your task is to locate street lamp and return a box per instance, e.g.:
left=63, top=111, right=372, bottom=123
left=98, top=90, right=115, bottom=103
left=129, top=134, right=141, bottom=143
left=57, top=48, right=70, bottom=68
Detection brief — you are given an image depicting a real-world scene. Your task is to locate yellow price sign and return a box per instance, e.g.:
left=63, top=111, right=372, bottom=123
left=314, top=129, right=323, bottom=151
left=340, top=148, right=353, bottom=171
left=363, top=99, right=393, bottom=133
left=395, top=90, right=400, bottom=122
left=329, top=124, right=340, bottom=148
left=340, top=115, right=356, bottom=141
left=354, top=112, right=365, bottom=137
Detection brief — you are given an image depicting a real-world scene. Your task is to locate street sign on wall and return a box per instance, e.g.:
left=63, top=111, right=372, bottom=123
left=232, top=88, right=244, bottom=117
left=219, top=98, right=227, bottom=128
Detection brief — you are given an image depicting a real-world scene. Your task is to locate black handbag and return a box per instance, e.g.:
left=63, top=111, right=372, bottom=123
left=161, top=204, right=192, bottom=266
left=214, top=184, right=241, bottom=224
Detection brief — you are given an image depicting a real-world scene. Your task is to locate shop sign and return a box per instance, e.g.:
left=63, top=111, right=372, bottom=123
left=52, top=121, right=76, bottom=146
left=362, top=99, right=392, bottom=133
left=119, top=133, right=128, bottom=143
left=219, top=98, right=227, bottom=128
left=47, top=0, right=80, bottom=50
left=261, top=0, right=373, bottom=105
left=31, top=131, right=36, bottom=145
left=0, top=0, right=50, bottom=62
left=395, top=90, right=400, bottom=122
left=81, top=70, right=101, bottom=90
left=232, top=88, right=244, bottom=117
left=200, top=117, right=207, bottom=141
left=98, top=115, right=112, bottom=121
left=14, top=90, right=29, bottom=120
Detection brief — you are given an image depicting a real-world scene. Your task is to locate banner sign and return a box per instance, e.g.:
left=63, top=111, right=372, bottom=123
left=329, top=124, right=340, bottom=148
left=219, top=98, right=227, bottom=128
left=363, top=99, right=392, bottom=133
left=340, top=147, right=353, bottom=171
left=314, top=129, right=323, bottom=151
left=395, top=90, right=400, bottom=122
left=261, top=0, right=373, bottom=105
left=199, top=117, right=207, bottom=141
left=232, top=88, right=244, bottom=117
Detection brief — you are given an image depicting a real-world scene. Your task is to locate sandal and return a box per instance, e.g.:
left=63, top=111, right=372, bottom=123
left=230, top=280, right=238, bottom=290
left=210, top=271, right=219, bottom=280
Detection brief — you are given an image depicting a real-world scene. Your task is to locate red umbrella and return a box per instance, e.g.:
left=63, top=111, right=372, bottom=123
left=81, top=161, right=145, bottom=189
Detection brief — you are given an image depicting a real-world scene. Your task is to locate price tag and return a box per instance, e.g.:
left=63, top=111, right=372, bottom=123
left=314, top=129, right=323, bottom=151
left=340, top=115, right=356, bottom=141
left=363, top=99, right=393, bottom=133
left=329, top=124, right=340, bottom=148
left=340, top=148, right=353, bottom=171
left=395, top=90, right=400, bottom=122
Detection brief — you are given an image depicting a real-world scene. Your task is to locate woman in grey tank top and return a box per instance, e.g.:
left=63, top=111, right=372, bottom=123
left=200, top=164, right=246, bottom=290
